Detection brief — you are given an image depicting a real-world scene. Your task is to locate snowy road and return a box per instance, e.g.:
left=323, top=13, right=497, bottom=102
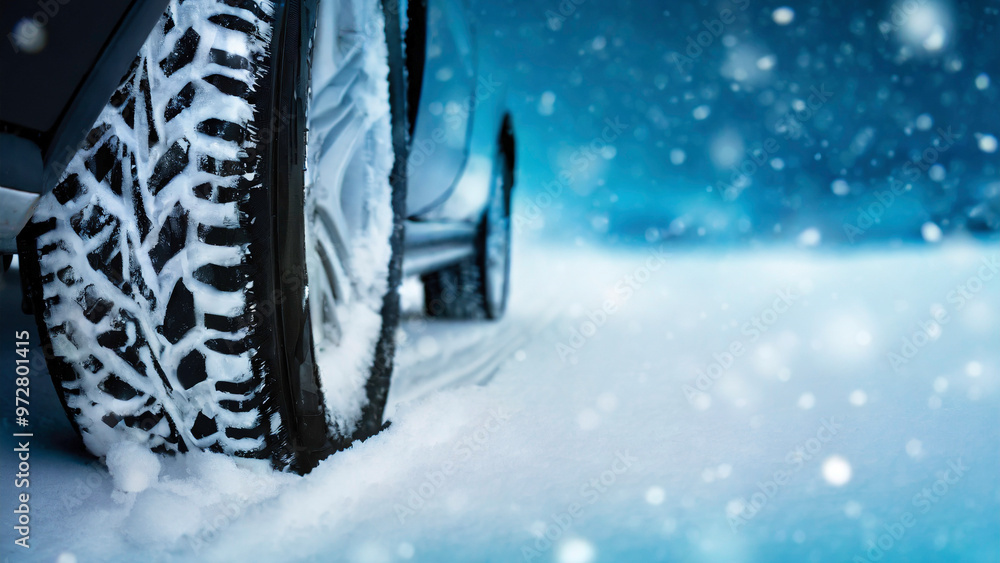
left=1, top=241, right=997, bottom=563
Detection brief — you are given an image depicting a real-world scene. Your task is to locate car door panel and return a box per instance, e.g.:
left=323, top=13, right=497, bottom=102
left=405, top=0, right=477, bottom=216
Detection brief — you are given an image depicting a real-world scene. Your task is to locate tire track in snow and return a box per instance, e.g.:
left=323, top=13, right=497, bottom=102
left=387, top=306, right=562, bottom=414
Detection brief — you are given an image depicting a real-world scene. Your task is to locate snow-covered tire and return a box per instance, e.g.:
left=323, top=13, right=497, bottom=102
left=422, top=135, right=513, bottom=320
left=17, top=0, right=407, bottom=472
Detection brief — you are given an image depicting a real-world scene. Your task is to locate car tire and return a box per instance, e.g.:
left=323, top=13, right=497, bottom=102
left=17, top=0, right=407, bottom=472
left=422, top=137, right=513, bottom=320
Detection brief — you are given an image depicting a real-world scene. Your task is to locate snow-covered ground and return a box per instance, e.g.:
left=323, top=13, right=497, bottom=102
left=2, top=240, right=997, bottom=562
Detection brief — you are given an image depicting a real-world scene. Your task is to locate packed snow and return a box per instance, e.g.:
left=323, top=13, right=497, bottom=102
left=1, top=239, right=997, bottom=562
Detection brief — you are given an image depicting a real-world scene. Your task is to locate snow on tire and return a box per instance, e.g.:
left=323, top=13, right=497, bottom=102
left=20, top=0, right=281, bottom=460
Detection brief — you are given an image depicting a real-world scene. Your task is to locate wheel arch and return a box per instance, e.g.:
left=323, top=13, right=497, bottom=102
left=403, top=0, right=428, bottom=136
left=498, top=112, right=516, bottom=210
left=0, top=0, right=171, bottom=194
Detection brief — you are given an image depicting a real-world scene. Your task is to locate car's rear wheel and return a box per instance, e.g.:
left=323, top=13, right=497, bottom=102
left=422, top=139, right=513, bottom=320
left=17, top=0, right=406, bottom=472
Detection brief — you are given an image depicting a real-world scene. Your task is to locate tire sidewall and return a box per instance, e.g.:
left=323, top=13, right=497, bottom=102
left=264, top=0, right=407, bottom=468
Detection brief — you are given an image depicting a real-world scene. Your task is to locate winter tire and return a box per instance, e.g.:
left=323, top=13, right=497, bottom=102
left=17, top=0, right=408, bottom=472
left=422, top=128, right=513, bottom=320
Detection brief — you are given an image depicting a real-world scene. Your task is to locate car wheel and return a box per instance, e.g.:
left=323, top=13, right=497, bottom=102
left=17, top=0, right=406, bottom=472
left=422, top=140, right=513, bottom=320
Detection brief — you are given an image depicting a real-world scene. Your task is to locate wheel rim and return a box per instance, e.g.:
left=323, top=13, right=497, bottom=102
left=303, top=0, right=394, bottom=433
left=484, top=149, right=511, bottom=316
